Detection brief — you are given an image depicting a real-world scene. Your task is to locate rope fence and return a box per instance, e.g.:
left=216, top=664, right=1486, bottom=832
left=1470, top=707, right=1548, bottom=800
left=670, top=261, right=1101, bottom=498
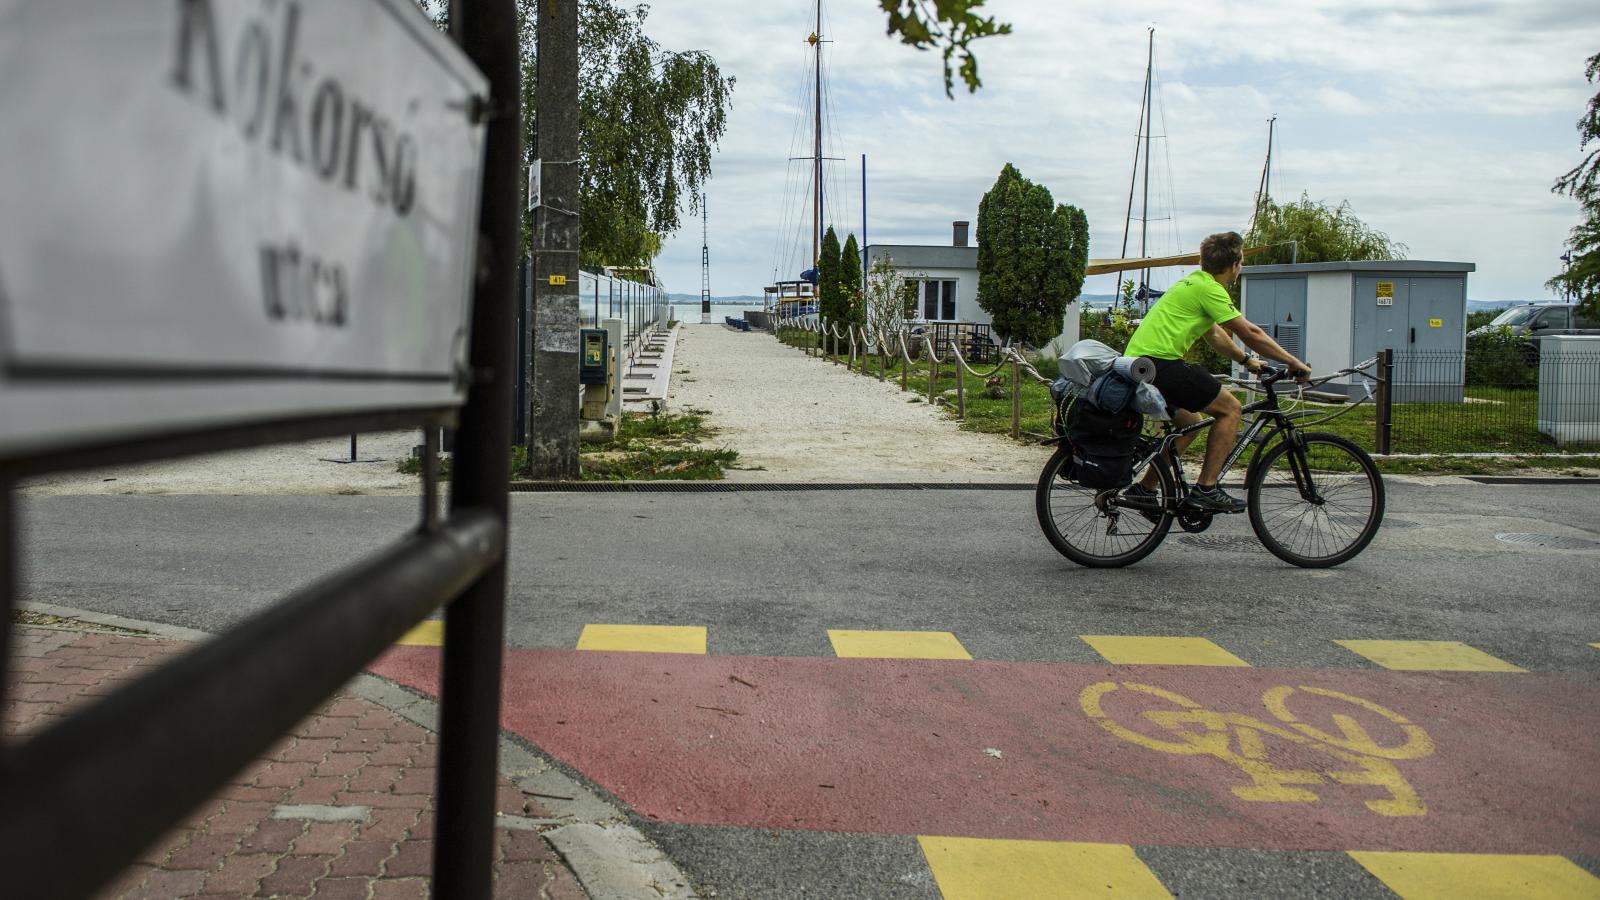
left=771, top=313, right=1053, bottom=441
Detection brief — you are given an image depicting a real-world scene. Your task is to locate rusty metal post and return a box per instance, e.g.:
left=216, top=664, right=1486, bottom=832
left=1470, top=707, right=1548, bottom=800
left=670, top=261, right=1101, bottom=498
left=1376, top=348, right=1394, bottom=455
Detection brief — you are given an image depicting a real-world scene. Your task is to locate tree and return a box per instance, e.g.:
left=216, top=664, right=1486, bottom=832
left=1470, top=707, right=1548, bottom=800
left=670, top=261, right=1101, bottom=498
left=863, top=256, right=919, bottom=337
left=840, top=234, right=864, bottom=325
left=877, top=0, right=1012, bottom=97
left=975, top=165, right=1090, bottom=346
left=1548, top=52, right=1600, bottom=314
left=1245, top=193, right=1406, bottom=265
left=817, top=227, right=843, bottom=322
left=413, top=0, right=733, bottom=269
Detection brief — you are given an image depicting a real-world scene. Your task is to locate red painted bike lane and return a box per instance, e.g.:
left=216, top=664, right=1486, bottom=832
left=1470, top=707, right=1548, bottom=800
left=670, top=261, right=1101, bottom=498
left=371, top=648, right=1600, bottom=854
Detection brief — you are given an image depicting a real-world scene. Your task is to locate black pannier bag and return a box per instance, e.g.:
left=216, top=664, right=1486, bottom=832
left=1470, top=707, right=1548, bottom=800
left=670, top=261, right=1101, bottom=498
left=1066, top=384, right=1144, bottom=490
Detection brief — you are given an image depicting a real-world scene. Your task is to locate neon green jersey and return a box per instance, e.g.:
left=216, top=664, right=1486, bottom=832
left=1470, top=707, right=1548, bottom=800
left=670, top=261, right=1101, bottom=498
left=1124, top=270, right=1240, bottom=360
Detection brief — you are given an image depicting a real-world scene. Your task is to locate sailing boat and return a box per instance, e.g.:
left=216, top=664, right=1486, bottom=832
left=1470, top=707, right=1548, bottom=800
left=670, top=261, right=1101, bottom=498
left=764, top=1, right=832, bottom=320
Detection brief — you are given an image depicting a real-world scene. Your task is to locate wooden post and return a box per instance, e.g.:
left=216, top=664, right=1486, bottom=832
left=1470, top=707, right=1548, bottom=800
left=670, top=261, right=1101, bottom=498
left=927, top=352, right=936, bottom=404
left=956, top=354, right=966, bottom=419
left=1011, top=357, right=1022, bottom=440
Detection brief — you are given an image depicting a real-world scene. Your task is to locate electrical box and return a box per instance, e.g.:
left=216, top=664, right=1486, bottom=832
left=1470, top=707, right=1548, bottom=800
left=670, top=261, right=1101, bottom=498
left=579, top=328, right=609, bottom=385
left=1239, top=260, right=1474, bottom=402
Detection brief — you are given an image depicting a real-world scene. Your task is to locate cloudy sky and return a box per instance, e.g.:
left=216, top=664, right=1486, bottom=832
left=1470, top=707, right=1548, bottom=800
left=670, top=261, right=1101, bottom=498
left=637, top=0, right=1598, bottom=301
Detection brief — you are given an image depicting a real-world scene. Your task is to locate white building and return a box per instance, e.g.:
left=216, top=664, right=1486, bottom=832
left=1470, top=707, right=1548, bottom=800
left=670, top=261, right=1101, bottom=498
left=866, top=221, right=1079, bottom=358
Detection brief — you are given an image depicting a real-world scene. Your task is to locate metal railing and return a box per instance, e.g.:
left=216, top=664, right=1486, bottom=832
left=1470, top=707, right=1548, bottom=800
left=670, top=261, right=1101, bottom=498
left=1375, top=346, right=1600, bottom=453
left=0, top=3, right=521, bottom=897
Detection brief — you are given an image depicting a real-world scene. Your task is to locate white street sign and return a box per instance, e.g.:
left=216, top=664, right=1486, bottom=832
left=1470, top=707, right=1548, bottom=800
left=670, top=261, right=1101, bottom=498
left=0, top=0, right=489, bottom=459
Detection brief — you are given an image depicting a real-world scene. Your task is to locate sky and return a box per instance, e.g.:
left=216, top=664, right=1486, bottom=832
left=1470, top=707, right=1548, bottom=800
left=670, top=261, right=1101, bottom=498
left=635, top=0, right=1600, bottom=302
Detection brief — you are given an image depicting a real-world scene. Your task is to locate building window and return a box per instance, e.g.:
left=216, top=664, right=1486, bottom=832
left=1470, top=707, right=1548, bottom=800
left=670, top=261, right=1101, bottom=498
left=917, top=279, right=957, bottom=321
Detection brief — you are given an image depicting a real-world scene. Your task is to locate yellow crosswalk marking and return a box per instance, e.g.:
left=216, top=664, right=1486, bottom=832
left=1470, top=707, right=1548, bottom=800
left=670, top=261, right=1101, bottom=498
left=1080, top=635, right=1250, bottom=667
left=827, top=630, right=972, bottom=660
left=576, top=624, right=707, bottom=654
left=396, top=620, right=444, bottom=646
left=919, top=836, right=1171, bottom=899
left=1350, top=851, right=1600, bottom=899
left=1336, top=640, right=1525, bottom=672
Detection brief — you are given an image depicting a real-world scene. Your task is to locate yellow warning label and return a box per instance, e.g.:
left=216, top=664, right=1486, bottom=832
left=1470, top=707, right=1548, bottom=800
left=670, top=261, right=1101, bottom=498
left=1376, top=282, right=1394, bottom=298
left=548, top=274, right=568, bottom=286
left=1429, top=318, right=1442, bottom=328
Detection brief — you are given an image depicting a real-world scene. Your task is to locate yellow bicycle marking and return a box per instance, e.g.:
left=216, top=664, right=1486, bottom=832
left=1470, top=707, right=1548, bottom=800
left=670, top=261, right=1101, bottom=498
left=1080, top=682, right=1434, bottom=817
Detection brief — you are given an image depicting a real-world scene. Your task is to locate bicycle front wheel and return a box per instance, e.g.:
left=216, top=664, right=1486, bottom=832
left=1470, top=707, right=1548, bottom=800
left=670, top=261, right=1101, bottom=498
left=1035, top=446, right=1174, bottom=568
left=1247, top=432, right=1385, bottom=568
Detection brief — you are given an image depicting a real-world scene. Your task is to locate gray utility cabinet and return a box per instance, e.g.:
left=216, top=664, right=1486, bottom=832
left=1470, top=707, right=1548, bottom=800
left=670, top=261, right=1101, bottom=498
left=1239, top=261, right=1474, bottom=402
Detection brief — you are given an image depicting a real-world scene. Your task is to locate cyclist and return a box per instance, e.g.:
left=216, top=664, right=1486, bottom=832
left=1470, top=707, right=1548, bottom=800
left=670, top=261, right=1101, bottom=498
left=1123, top=231, right=1310, bottom=513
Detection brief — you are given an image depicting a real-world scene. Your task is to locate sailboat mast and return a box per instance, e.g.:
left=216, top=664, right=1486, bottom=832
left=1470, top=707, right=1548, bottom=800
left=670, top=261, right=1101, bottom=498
left=1118, top=39, right=1149, bottom=262
left=1252, top=115, right=1276, bottom=229
left=812, top=0, right=822, bottom=271
left=1139, top=27, right=1153, bottom=301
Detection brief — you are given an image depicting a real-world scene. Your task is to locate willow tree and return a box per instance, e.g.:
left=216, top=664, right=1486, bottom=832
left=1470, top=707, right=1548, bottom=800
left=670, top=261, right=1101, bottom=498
left=975, top=164, right=1090, bottom=346
left=1245, top=194, right=1406, bottom=265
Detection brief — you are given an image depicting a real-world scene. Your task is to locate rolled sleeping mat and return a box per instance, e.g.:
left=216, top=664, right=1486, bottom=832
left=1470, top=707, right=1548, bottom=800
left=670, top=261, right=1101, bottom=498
left=1112, top=355, right=1157, bottom=384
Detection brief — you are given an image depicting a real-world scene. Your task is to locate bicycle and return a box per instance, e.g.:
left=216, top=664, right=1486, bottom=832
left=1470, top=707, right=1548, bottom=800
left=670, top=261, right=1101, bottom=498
left=1036, top=362, right=1385, bottom=569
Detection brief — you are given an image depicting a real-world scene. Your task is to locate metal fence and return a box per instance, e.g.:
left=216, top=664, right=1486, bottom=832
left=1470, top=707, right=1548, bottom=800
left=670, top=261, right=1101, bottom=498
left=1380, top=346, right=1600, bottom=453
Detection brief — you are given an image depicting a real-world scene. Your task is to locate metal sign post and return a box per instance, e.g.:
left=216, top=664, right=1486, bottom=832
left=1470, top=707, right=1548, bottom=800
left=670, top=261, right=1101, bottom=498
left=0, top=1, right=519, bottom=896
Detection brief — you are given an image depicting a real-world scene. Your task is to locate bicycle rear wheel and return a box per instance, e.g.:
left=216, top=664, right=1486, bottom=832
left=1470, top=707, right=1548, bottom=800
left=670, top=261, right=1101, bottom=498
left=1246, top=432, right=1384, bottom=568
left=1035, top=446, right=1174, bottom=568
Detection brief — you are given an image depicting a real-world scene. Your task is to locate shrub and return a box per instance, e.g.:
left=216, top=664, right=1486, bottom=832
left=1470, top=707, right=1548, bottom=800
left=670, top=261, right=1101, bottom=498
left=1465, top=327, right=1538, bottom=387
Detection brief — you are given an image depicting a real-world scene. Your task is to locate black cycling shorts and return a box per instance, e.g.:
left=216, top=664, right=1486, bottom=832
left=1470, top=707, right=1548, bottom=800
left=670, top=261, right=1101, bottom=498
left=1149, top=358, right=1222, bottom=414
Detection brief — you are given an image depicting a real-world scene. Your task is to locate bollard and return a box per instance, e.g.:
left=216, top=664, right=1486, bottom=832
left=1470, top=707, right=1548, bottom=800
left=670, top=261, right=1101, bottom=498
left=927, top=352, right=936, bottom=404
left=1011, top=357, right=1021, bottom=440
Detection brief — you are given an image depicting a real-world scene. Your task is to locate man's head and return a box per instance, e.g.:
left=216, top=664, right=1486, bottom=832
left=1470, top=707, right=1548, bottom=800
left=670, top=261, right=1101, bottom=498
left=1199, top=231, right=1244, bottom=283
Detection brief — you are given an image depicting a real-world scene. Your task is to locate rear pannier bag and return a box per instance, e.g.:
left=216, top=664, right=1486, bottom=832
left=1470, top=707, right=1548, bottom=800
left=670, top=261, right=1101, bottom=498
left=1066, top=398, right=1143, bottom=490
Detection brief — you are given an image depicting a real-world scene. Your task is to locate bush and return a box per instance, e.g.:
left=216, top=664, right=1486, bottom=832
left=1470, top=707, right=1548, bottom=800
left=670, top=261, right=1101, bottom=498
left=1466, top=310, right=1499, bottom=331
left=1465, top=327, right=1538, bottom=387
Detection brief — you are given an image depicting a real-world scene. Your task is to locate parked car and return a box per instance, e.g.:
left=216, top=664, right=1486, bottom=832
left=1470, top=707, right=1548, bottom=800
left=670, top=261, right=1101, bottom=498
left=1468, top=302, right=1600, bottom=361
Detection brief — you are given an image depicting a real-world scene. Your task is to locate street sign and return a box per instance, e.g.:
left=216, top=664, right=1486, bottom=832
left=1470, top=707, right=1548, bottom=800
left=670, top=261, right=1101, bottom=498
left=0, top=0, right=489, bottom=459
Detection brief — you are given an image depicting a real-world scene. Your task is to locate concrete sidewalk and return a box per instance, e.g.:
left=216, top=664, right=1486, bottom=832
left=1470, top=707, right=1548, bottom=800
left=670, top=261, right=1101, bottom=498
left=6, top=618, right=588, bottom=899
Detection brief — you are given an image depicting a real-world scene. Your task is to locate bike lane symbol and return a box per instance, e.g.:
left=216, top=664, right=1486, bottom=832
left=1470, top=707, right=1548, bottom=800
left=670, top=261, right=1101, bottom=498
left=1080, top=682, right=1435, bottom=817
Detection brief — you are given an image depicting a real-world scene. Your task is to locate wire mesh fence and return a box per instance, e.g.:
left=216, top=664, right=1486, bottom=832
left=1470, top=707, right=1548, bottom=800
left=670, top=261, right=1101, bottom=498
left=1384, top=344, right=1600, bottom=453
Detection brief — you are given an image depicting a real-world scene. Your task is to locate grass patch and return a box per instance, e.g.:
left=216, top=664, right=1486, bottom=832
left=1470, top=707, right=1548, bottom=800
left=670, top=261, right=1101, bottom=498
left=771, top=326, right=1600, bottom=475
left=396, top=408, right=740, bottom=482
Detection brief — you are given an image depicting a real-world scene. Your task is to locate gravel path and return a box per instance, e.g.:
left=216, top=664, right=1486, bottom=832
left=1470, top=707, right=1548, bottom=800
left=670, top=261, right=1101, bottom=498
left=17, top=430, right=424, bottom=496
left=17, top=325, right=1050, bottom=495
left=667, top=324, right=1048, bottom=483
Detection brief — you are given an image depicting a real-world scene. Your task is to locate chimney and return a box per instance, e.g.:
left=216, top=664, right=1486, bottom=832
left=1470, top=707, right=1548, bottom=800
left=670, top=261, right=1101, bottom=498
left=953, top=221, right=970, bottom=248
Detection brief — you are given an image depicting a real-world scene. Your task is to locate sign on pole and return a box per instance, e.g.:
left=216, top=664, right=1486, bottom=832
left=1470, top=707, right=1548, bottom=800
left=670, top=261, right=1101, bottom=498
left=0, top=0, right=489, bottom=459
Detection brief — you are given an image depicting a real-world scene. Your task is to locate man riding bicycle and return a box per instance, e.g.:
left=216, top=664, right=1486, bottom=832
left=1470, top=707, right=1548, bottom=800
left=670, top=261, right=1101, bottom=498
left=1123, top=231, right=1310, bottom=513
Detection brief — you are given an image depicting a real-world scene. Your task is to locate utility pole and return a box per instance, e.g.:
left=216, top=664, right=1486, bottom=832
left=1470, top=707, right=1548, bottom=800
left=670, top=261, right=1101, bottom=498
left=527, top=0, right=580, bottom=479
left=700, top=194, right=711, bottom=324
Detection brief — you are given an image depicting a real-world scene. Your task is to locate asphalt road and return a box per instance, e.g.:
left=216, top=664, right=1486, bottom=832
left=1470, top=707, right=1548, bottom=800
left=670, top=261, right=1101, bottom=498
left=15, top=481, right=1600, bottom=898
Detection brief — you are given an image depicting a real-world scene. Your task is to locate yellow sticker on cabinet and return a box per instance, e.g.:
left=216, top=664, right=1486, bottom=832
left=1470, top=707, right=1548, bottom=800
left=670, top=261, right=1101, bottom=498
left=1376, top=281, right=1394, bottom=297
left=1429, top=318, right=1442, bottom=328
left=548, top=274, right=568, bottom=286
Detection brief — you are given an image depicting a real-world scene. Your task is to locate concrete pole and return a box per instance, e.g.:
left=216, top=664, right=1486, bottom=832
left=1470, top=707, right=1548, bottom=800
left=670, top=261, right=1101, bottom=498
left=527, top=0, right=581, bottom=479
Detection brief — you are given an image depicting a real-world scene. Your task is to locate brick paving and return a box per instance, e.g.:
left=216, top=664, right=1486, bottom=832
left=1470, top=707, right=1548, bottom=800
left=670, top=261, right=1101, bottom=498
left=4, top=626, right=589, bottom=899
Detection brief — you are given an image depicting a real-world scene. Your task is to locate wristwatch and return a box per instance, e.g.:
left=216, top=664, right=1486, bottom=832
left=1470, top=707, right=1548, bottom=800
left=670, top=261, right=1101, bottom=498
left=1242, top=351, right=1259, bottom=366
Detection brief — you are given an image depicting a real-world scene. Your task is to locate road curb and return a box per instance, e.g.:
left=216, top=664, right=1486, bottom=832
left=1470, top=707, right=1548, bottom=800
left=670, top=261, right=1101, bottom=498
left=14, top=603, right=697, bottom=900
